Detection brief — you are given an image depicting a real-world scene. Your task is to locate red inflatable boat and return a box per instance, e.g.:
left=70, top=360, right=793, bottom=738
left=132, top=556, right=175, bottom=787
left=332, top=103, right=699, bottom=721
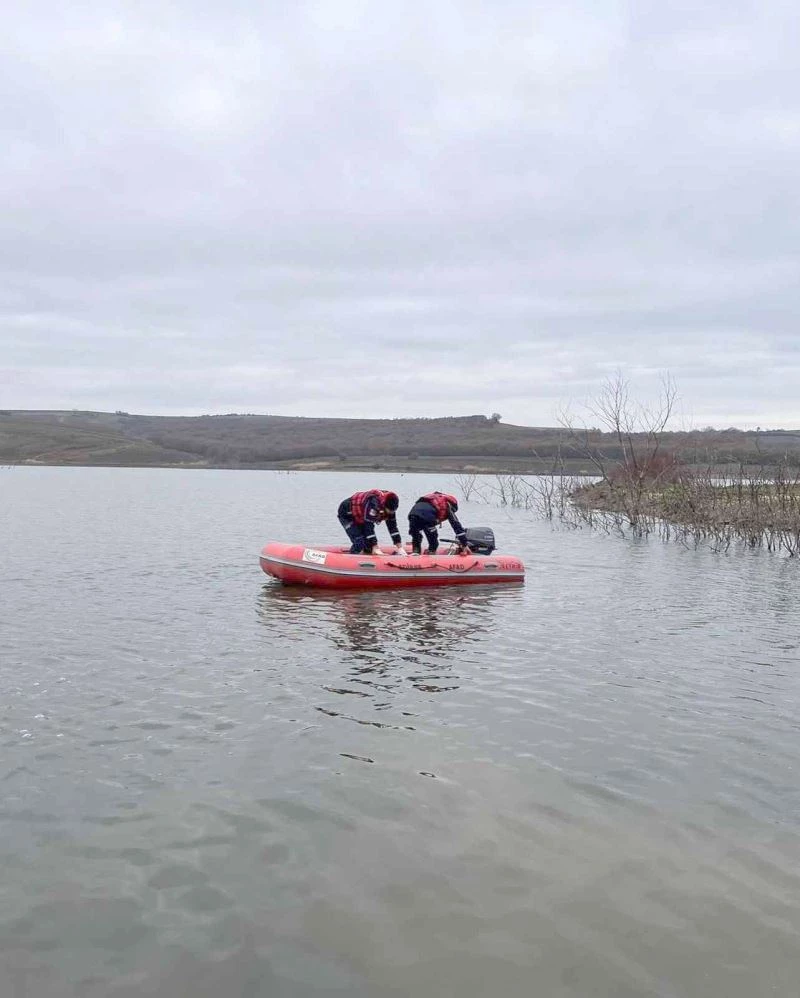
left=260, top=541, right=525, bottom=590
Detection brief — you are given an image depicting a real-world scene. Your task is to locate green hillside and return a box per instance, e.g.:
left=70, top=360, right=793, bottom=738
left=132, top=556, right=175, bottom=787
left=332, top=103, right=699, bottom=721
left=1, top=410, right=799, bottom=473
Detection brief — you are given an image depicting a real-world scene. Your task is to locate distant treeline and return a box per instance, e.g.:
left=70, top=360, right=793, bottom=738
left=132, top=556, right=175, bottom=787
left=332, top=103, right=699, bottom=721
left=1, top=410, right=799, bottom=472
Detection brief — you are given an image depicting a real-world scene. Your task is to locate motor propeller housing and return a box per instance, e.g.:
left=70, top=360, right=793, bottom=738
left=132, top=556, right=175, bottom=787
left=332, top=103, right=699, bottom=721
left=463, top=526, right=496, bottom=555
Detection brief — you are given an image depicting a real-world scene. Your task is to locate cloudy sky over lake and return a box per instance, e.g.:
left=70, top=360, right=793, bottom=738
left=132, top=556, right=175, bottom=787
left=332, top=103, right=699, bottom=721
left=2, top=0, right=798, bottom=428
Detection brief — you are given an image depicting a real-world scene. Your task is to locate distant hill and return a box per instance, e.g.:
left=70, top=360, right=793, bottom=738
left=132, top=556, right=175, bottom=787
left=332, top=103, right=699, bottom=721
left=1, top=410, right=799, bottom=474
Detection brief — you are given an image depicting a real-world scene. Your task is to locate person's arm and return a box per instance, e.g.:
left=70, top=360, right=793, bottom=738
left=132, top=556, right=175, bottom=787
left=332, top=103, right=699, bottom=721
left=384, top=512, right=403, bottom=549
left=363, top=498, right=381, bottom=552
left=447, top=507, right=469, bottom=553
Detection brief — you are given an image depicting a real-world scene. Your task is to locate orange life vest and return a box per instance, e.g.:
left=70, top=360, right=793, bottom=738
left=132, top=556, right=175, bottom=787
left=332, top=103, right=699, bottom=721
left=349, top=490, right=399, bottom=525
left=418, top=492, right=458, bottom=523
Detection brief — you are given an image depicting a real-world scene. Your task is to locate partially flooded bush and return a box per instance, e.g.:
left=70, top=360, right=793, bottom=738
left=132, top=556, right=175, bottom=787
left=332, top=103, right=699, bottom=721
left=481, top=462, right=800, bottom=556
left=453, top=372, right=800, bottom=556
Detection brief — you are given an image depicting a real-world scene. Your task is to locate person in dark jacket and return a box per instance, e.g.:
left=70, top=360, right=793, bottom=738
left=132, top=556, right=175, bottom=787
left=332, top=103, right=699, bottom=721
left=337, top=489, right=405, bottom=555
left=408, top=491, right=469, bottom=555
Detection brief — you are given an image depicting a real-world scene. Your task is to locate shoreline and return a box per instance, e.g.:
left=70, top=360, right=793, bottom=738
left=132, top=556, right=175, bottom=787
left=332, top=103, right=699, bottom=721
left=5, top=458, right=599, bottom=475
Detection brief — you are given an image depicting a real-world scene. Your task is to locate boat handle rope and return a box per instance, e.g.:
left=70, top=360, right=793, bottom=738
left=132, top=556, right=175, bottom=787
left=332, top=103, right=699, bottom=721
left=441, top=559, right=480, bottom=573
left=386, top=559, right=481, bottom=572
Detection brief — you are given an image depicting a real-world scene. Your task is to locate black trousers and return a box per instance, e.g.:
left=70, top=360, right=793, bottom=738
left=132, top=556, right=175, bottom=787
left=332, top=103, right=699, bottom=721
left=408, top=502, right=439, bottom=554
left=337, top=500, right=371, bottom=553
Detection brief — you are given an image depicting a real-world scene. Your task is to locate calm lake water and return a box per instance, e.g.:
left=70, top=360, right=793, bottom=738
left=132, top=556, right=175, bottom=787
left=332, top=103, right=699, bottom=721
left=1, top=467, right=799, bottom=997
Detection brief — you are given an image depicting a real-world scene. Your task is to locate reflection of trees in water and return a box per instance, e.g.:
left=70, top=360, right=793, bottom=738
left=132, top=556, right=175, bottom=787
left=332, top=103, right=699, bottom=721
left=256, top=583, right=522, bottom=698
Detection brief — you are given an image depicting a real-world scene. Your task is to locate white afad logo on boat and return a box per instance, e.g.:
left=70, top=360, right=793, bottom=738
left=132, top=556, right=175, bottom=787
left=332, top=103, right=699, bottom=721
left=302, top=548, right=328, bottom=565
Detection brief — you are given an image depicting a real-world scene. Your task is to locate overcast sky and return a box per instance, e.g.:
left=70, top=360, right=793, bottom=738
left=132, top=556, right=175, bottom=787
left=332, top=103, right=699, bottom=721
left=1, top=1, right=798, bottom=428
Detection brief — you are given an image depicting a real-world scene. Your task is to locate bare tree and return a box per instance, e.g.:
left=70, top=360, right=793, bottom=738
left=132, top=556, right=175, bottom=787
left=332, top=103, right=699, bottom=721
left=558, top=371, right=679, bottom=531
left=460, top=372, right=800, bottom=556
left=454, top=473, right=479, bottom=502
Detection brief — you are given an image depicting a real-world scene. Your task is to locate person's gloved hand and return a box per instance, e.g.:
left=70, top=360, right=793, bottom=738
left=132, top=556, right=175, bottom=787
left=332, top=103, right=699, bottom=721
left=393, top=546, right=407, bottom=557
left=457, top=546, right=471, bottom=556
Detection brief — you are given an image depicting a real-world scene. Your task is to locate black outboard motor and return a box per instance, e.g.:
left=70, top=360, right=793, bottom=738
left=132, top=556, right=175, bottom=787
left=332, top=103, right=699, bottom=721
left=464, top=526, right=495, bottom=555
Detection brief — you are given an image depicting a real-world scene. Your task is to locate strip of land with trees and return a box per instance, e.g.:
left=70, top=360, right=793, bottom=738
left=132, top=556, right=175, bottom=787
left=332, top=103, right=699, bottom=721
left=1, top=408, right=799, bottom=475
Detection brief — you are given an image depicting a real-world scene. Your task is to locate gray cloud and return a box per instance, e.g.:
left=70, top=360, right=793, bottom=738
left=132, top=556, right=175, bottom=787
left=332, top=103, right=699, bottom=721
left=1, top=0, right=799, bottom=427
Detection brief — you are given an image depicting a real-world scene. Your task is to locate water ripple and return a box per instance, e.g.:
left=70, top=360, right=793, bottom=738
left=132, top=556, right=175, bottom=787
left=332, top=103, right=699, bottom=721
left=1, top=469, right=799, bottom=996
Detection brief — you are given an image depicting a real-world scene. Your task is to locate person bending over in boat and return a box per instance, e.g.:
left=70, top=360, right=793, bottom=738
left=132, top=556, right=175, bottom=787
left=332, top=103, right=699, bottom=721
left=408, top=492, right=470, bottom=555
left=337, top=489, right=406, bottom=556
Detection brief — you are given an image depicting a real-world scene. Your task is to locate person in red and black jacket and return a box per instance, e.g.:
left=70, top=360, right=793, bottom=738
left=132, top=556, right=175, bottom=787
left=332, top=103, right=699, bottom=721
left=337, top=489, right=405, bottom=556
left=408, top=492, right=469, bottom=555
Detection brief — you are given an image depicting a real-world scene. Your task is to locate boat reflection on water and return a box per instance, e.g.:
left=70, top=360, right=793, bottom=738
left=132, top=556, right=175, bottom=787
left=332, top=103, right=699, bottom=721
left=256, top=582, right=524, bottom=698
